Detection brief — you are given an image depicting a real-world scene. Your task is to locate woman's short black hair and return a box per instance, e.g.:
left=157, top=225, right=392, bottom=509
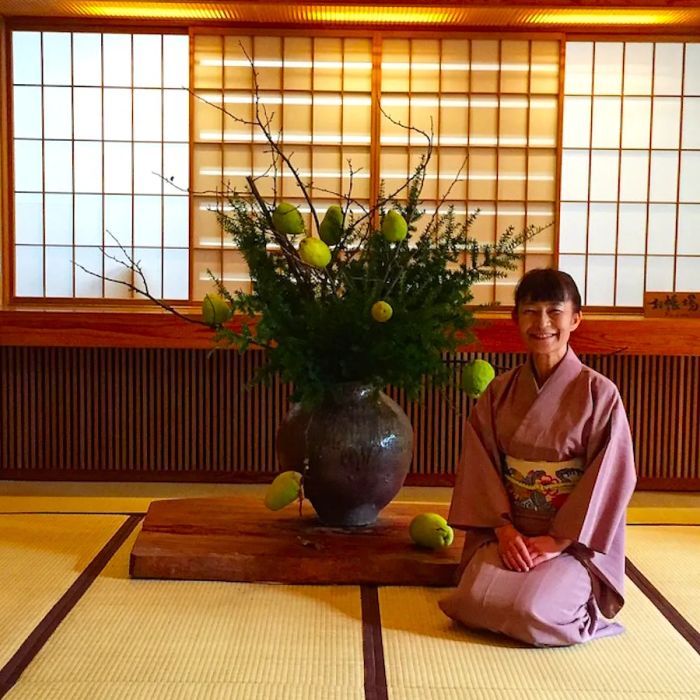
left=513, top=268, right=582, bottom=314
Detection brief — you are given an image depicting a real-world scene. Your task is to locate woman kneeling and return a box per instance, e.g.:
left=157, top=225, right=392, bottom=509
left=439, top=268, right=636, bottom=647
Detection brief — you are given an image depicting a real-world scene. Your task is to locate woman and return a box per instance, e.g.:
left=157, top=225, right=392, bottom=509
left=439, top=268, right=637, bottom=646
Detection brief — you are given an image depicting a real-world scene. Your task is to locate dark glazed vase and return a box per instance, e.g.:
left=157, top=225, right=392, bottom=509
left=275, top=402, right=311, bottom=471
left=302, top=383, right=414, bottom=528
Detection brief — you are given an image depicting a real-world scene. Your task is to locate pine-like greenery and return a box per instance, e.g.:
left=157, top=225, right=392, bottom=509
left=210, top=152, right=541, bottom=408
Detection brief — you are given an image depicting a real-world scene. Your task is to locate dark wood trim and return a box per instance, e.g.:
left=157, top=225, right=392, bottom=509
left=637, top=477, right=700, bottom=491
left=0, top=20, right=11, bottom=308
left=404, top=473, right=456, bottom=487
left=5, top=18, right=191, bottom=33
left=1, top=310, right=699, bottom=355
left=628, top=522, right=700, bottom=527
left=0, top=469, right=277, bottom=483
left=361, top=585, right=389, bottom=700
left=0, top=510, right=147, bottom=516
left=626, top=557, right=700, bottom=655
left=0, top=515, right=142, bottom=696
left=3, top=471, right=697, bottom=493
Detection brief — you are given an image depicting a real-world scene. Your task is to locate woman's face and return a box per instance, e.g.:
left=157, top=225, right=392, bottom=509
left=516, top=299, right=582, bottom=358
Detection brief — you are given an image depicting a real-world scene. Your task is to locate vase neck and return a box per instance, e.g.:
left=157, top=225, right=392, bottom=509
left=325, top=382, right=378, bottom=404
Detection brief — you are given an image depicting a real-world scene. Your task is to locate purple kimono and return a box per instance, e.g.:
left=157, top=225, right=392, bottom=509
left=439, top=347, right=637, bottom=646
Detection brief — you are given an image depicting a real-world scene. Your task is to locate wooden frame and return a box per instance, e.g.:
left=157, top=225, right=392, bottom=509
left=1, top=309, right=699, bottom=355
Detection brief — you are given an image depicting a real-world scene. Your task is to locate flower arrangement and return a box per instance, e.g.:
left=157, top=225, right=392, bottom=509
left=79, top=56, right=543, bottom=409
left=207, top=161, right=536, bottom=408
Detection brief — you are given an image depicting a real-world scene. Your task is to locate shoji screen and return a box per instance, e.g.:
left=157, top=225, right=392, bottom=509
left=12, top=31, right=190, bottom=300
left=560, top=41, right=700, bottom=307
left=379, top=38, right=560, bottom=305
left=192, top=34, right=373, bottom=298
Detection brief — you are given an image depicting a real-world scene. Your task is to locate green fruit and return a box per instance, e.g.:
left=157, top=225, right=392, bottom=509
left=272, top=202, right=305, bottom=235
left=264, top=471, right=303, bottom=511
left=371, top=300, right=393, bottom=323
left=409, top=512, right=454, bottom=549
left=201, top=293, right=232, bottom=326
left=460, top=359, right=496, bottom=399
left=319, top=205, right=344, bottom=246
left=381, top=210, right=408, bottom=242
left=299, top=237, right=332, bottom=268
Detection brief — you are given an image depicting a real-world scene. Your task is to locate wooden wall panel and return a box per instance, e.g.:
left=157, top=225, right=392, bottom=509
left=0, top=346, right=698, bottom=489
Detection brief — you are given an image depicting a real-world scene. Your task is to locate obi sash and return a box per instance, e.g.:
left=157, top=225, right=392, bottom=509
left=502, top=455, right=584, bottom=535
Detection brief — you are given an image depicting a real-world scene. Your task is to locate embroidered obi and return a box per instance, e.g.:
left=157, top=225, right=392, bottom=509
left=502, top=455, right=584, bottom=534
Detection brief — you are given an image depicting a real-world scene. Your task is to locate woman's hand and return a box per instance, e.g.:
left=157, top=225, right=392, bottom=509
left=526, top=535, right=572, bottom=567
left=495, top=523, right=534, bottom=572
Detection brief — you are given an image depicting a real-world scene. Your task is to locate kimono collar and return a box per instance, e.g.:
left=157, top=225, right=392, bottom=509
left=525, top=345, right=583, bottom=392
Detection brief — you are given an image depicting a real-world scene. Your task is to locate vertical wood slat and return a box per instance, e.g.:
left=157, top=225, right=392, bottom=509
left=0, top=347, right=698, bottom=488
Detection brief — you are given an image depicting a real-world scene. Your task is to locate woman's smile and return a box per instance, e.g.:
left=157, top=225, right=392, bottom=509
left=516, top=300, right=582, bottom=381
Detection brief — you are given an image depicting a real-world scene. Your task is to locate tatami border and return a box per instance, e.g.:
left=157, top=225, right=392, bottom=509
left=0, top=514, right=143, bottom=697
left=625, top=556, right=700, bottom=655
left=361, top=585, right=389, bottom=700
left=2, top=513, right=699, bottom=700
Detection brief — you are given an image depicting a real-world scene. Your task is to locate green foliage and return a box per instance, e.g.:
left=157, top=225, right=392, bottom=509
left=209, top=151, right=542, bottom=408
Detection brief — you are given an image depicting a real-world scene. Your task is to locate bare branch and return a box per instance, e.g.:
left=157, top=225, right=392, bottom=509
left=422, top=155, right=468, bottom=239
left=73, top=260, right=208, bottom=326
left=235, top=46, right=321, bottom=235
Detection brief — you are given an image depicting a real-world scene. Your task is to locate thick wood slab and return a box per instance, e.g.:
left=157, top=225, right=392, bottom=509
left=130, top=496, right=463, bottom=586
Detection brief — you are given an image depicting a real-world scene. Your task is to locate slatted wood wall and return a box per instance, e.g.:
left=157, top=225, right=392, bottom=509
left=1, top=347, right=698, bottom=488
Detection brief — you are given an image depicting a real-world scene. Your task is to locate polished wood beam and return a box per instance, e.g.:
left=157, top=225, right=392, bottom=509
left=1, top=309, right=698, bottom=354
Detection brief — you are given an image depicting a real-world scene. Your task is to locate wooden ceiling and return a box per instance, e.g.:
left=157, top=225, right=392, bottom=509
left=1, top=1, right=700, bottom=32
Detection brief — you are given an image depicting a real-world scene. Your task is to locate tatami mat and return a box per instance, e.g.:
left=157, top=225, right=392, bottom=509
left=378, top=584, right=700, bottom=699
left=0, top=514, right=128, bottom=669
left=0, top=482, right=268, bottom=515
left=6, top=527, right=365, bottom=700
left=627, top=525, right=700, bottom=632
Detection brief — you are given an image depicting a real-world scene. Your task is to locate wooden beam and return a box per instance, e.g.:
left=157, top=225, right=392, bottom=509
left=1, top=309, right=698, bottom=355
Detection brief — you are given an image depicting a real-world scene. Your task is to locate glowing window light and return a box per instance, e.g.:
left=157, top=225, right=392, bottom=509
left=380, top=174, right=554, bottom=182
left=78, top=4, right=224, bottom=19
left=200, top=204, right=368, bottom=216
left=198, top=94, right=372, bottom=107
left=529, top=11, right=679, bottom=25
left=411, top=207, right=554, bottom=216
left=381, top=97, right=554, bottom=109
left=200, top=94, right=554, bottom=110
left=200, top=169, right=553, bottom=183
left=200, top=168, right=370, bottom=179
left=200, top=58, right=557, bottom=73
left=379, top=135, right=555, bottom=147
left=200, top=59, right=372, bottom=70
left=381, top=62, right=558, bottom=73
left=199, top=132, right=372, bottom=144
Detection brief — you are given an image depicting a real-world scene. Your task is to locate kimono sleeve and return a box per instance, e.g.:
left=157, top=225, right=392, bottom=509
left=549, top=390, right=637, bottom=553
left=447, top=385, right=512, bottom=531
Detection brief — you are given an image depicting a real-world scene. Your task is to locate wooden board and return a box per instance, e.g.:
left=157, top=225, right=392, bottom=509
left=130, top=496, right=463, bottom=586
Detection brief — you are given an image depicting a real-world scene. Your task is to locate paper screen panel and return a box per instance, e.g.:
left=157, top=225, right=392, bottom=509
left=379, top=37, right=559, bottom=304
left=192, top=33, right=373, bottom=298
left=12, top=30, right=190, bottom=300
left=560, top=40, right=700, bottom=307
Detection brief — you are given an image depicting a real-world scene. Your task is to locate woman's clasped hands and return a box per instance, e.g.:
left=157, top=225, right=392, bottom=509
left=495, top=523, right=572, bottom=572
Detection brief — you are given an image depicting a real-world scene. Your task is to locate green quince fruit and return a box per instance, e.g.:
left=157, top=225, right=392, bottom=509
left=272, top=202, right=305, bottom=236
left=371, top=300, right=393, bottom=323
left=381, top=210, right=408, bottom=242
left=409, top=512, right=454, bottom=549
left=299, top=237, right=332, bottom=268
left=201, top=293, right=232, bottom=326
left=264, top=471, right=303, bottom=511
left=319, top=205, right=344, bottom=246
left=461, top=359, right=496, bottom=399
